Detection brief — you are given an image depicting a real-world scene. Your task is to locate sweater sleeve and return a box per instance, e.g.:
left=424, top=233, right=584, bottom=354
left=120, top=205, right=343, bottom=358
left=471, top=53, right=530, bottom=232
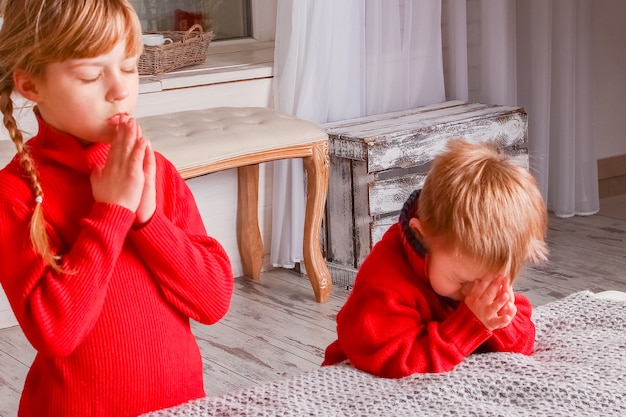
left=329, top=283, right=494, bottom=378
left=128, top=156, right=233, bottom=325
left=0, top=199, right=135, bottom=357
left=480, top=293, right=536, bottom=354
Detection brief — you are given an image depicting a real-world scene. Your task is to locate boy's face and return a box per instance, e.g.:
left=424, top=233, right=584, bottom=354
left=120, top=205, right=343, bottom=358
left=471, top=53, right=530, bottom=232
left=425, top=246, right=495, bottom=301
left=409, top=217, right=498, bottom=301
left=18, top=40, right=139, bottom=145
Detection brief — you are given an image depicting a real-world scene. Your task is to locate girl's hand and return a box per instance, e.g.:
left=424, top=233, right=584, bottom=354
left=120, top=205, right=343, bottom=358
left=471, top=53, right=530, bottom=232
left=464, top=275, right=516, bottom=331
left=91, top=115, right=146, bottom=212
left=134, top=126, right=156, bottom=226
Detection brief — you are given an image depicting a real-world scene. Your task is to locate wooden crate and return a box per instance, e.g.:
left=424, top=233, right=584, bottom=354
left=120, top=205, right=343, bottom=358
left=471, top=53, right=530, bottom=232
left=320, top=100, right=529, bottom=286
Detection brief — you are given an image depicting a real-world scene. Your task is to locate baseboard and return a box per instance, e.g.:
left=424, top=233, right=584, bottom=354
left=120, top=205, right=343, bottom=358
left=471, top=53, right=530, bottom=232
left=326, top=262, right=357, bottom=289
left=598, top=154, right=626, bottom=199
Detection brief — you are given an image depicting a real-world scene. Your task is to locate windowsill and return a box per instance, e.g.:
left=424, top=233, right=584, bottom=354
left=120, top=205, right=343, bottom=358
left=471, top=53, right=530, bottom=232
left=138, top=39, right=275, bottom=94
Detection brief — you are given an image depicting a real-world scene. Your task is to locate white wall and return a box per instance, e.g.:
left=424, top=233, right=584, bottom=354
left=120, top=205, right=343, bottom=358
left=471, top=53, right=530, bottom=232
left=591, top=0, right=626, bottom=160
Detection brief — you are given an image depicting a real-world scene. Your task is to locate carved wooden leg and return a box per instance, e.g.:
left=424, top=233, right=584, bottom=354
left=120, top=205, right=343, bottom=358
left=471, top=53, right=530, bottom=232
left=302, top=140, right=332, bottom=303
left=236, top=164, right=264, bottom=279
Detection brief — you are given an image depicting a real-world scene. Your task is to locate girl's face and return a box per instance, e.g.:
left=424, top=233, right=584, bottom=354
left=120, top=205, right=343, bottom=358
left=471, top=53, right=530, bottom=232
left=26, top=41, right=139, bottom=144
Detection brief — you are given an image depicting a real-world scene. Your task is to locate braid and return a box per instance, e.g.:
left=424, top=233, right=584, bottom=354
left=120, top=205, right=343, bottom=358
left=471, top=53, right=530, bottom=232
left=0, top=87, right=59, bottom=270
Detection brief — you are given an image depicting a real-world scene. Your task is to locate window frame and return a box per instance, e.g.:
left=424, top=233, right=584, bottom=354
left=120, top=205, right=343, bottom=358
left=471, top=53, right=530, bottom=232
left=250, top=0, right=277, bottom=42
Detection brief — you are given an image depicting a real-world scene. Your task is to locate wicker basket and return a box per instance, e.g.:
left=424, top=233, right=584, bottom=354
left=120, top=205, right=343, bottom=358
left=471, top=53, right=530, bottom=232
left=138, top=24, right=214, bottom=75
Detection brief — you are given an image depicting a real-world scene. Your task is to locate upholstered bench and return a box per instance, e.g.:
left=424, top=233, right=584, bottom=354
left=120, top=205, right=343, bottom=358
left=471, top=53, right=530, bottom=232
left=137, top=107, right=332, bottom=303
left=0, top=107, right=333, bottom=303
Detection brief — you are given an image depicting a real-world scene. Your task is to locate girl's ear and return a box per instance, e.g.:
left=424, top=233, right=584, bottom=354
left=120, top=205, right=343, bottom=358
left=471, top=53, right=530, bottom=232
left=13, top=70, right=41, bottom=102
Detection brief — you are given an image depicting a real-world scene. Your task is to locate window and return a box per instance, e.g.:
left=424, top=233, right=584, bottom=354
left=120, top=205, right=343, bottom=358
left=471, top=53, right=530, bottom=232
left=129, top=0, right=252, bottom=41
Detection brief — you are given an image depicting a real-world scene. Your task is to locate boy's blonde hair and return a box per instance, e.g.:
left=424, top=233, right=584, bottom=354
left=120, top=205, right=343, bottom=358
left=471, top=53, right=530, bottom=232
left=0, top=0, right=143, bottom=269
left=417, top=139, right=548, bottom=280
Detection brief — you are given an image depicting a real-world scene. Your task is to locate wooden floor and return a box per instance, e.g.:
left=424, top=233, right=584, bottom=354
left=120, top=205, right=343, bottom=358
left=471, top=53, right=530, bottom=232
left=1, top=209, right=626, bottom=416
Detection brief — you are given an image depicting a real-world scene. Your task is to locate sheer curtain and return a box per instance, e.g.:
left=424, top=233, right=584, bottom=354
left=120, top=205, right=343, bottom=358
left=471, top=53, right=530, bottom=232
left=444, top=0, right=598, bottom=217
left=271, top=0, right=599, bottom=268
left=271, top=0, right=444, bottom=268
left=516, top=0, right=598, bottom=216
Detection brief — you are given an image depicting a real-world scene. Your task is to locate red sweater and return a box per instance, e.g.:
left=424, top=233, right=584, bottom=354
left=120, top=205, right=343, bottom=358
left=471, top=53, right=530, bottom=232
left=0, top=117, right=234, bottom=416
left=322, top=191, right=535, bottom=378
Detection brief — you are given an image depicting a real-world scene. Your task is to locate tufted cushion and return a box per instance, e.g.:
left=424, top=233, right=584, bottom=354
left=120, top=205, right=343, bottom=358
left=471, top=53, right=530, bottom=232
left=138, top=107, right=328, bottom=175
left=0, top=107, right=327, bottom=176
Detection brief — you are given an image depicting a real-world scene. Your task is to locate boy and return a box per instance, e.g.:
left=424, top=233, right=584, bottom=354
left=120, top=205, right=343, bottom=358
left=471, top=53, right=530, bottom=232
left=322, top=139, right=548, bottom=377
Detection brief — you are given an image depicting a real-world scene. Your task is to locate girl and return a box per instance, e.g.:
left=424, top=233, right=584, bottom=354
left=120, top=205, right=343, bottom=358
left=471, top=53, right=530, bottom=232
left=0, top=1, right=234, bottom=416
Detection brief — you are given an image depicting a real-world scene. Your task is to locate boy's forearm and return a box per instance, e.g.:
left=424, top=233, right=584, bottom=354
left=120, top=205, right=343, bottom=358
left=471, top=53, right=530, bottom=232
left=482, top=293, right=536, bottom=354
left=336, top=297, right=494, bottom=377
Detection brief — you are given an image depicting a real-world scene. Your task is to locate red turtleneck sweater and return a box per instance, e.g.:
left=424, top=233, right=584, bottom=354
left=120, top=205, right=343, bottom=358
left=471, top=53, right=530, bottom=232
left=322, top=192, right=535, bottom=378
left=0, top=117, right=234, bottom=416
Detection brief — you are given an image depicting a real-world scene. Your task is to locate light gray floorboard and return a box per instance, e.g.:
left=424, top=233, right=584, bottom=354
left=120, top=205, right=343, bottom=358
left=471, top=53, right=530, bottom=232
left=1, top=211, right=625, bottom=416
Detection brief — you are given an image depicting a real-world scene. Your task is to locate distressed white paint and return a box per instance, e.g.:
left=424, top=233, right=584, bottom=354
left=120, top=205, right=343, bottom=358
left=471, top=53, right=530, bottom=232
left=323, top=101, right=529, bottom=279
left=369, top=172, right=428, bottom=217
left=371, top=216, right=397, bottom=247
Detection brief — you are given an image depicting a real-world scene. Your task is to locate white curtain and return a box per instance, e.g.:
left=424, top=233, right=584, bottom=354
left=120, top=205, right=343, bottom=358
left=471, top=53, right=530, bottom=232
left=444, top=0, right=598, bottom=217
left=271, top=0, right=444, bottom=268
left=271, top=0, right=599, bottom=267
left=517, top=0, right=598, bottom=216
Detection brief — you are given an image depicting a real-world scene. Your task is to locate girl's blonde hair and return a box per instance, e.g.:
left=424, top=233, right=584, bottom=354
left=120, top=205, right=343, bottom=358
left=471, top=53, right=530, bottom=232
left=0, top=0, right=142, bottom=269
left=417, top=139, right=548, bottom=280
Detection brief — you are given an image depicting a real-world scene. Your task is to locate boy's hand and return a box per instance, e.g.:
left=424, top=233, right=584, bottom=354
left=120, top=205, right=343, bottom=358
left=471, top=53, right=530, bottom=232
left=463, top=275, right=517, bottom=331
left=91, top=115, right=146, bottom=212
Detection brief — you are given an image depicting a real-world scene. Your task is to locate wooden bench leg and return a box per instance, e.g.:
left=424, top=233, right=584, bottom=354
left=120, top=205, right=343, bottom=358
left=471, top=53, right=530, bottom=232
left=302, top=141, right=332, bottom=303
left=237, top=164, right=264, bottom=280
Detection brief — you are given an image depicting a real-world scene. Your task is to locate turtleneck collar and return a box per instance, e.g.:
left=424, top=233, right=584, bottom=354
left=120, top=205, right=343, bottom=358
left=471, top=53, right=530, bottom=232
left=397, top=189, right=430, bottom=283
left=398, top=189, right=427, bottom=257
left=28, top=107, right=110, bottom=175
left=398, top=189, right=459, bottom=308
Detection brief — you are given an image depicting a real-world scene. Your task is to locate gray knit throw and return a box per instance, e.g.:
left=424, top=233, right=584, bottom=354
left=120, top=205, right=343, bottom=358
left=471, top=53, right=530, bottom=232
left=143, top=291, right=626, bottom=417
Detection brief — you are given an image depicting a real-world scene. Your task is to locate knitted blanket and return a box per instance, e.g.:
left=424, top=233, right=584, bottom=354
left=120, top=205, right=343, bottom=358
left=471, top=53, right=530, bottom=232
left=144, top=291, right=626, bottom=417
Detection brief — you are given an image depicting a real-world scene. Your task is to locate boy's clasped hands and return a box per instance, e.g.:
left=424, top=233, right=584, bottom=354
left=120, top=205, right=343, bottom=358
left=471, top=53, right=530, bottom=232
left=462, top=275, right=518, bottom=331
left=90, top=115, right=156, bottom=226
